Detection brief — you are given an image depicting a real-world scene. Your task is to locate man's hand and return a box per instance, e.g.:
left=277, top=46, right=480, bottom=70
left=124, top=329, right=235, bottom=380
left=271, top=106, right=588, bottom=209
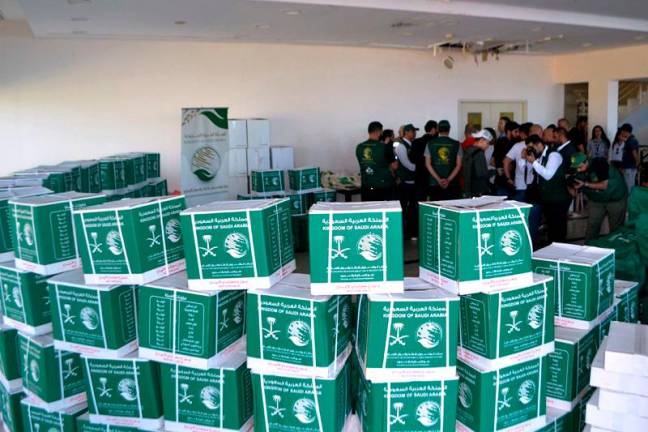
left=573, top=179, right=585, bottom=189
left=439, top=178, right=449, bottom=188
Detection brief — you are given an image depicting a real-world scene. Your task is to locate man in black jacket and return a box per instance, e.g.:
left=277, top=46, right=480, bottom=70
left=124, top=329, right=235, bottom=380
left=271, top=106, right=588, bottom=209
left=463, top=129, right=494, bottom=197
left=411, top=120, right=437, bottom=201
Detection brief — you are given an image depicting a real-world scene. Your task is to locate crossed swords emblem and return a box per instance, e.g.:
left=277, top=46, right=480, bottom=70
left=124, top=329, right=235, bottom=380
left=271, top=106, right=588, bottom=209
left=389, top=323, right=408, bottom=346
left=389, top=402, right=408, bottom=425
left=270, top=395, right=285, bottom=418
left=331, top=236, right=350, bottom=260
left=62, top=304, right=76, bottom=324
left=147, top=225, right=161, bottom=247
left=98, top=377, right=112, bottom=397
left=200, top=235, right=217, bottom=257
left=479, top=233, right=494, bottom=257
left=63, top=358, right=79, bottom=380
left=263, top=317, right=280, bottom=340
left=179, top=383, right=193, bottom=404
left=506, top=311, right=521, bottom=334
left=220, top=309, right=229, bottom=331
left=90, top=232, right=103, bottom=253
left=498, top=388, right=511, bottom=410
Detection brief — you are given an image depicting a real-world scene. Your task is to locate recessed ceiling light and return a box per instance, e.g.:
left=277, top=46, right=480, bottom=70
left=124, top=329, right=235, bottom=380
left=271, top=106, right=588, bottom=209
left=282, top=9, right=302, bottom=16
left=531, top=26, right=543, bottom=32
left=543, top=36, right=552, bottom=41
left=445, top=33, right=454, bottom=39
left=556, top=34, right=564, bottom=39
left=71, top=30, right=87, bottom=34
left=69, top=17, right=88, bottom=22
left=634, top=35, right=646, bottom=40
left=174, top=20, right=187, bottom=25
left=255, top=24, right=271, bottom=30
left=401, top=32, right=414, bottom=37
left=582, top=42, right=593, bottom=47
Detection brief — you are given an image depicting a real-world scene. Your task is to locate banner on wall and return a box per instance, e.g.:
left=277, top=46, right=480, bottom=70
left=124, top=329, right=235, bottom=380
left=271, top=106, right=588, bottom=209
left=181, top=107, right=229, bottom=206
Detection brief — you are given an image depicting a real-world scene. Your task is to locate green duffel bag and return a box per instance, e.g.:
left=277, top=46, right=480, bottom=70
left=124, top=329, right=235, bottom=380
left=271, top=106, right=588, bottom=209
left=588, top=228, right=646, bottom=287
left=627, top=186, right=648, bottom=228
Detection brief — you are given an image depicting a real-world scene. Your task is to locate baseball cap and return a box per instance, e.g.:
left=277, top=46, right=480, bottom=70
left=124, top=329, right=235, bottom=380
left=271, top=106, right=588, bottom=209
left=472, top=129, right=494, bottom=142
left=571, top=152, right=587, bottom=168
left=403, top=124, right=419, bottom=133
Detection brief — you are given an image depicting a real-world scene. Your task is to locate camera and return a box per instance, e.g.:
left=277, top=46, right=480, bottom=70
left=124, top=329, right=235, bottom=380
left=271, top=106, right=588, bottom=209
left=525, top=145, right=540, bottom=159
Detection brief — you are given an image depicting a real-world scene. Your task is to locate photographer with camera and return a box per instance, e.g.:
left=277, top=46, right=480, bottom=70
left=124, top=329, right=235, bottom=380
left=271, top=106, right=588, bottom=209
left=569, top=153, right=627, bottom=241
left=524, top=134, right=571, bottom=243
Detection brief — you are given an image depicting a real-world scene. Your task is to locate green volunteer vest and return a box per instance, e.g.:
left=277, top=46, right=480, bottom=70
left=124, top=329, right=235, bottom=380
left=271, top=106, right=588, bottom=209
left=395, top=140, right=416, bottom=183
left=538, top=149, right=570, bottom=203
left=427, top=136, right=459, bottom=186
left=585, top=166, right=627, bottom=203
left=355, top=139, right=394, bottom=188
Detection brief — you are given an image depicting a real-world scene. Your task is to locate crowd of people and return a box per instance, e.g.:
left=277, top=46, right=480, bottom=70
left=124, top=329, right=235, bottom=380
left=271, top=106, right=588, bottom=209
left=355, top=116, right=644, bottom=247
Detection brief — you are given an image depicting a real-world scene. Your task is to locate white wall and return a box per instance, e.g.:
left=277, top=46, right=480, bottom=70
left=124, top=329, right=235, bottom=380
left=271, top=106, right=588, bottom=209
left=0, top=37, right=561, bottom=190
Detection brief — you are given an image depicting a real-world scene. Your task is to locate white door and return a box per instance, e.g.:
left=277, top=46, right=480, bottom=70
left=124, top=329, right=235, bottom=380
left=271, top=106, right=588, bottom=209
left=459, top=101, right=526, bottom=132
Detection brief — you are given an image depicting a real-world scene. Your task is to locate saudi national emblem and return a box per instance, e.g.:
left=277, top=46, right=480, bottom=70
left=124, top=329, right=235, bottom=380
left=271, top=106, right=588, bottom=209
left=416, top=322, right=443, bottom=349
left=416, top=401, right=441, bottom=427
left=527, top=304, right=544, bottom=330
left=224, top=233, right=249, bottom=259
left=293, top=398, right=317, bottom=424
left=357, top=234, right=383, bottom=262
left=287, top=320, right=311, bottom=347
left=518, top=380, right=536, bottom=405
left=166, top=219, right=182, bottom=243
left=106, top=231, right=123, bottom=256
left=500, top=230, right=522, bottom=256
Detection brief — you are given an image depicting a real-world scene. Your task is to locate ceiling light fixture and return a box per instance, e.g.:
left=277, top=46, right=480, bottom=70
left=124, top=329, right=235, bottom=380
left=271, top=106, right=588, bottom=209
left=174, top=20, right=187, bottom=25
left=445, top=33, right=454, bottom=39
left=543, top=36, right=552, bottom=41
left=401, top=32, right=414, bottom=37
left=255, top=24, right=271, bottom=30
left=531, top=26, right=543, bottom=32
left=282, top=9, right=302, bottom=16
left=69, top=17, right=88, bottom=22
left=582, top=42, right=592, bottom=47
left=443, top=56, right=455, bottom=70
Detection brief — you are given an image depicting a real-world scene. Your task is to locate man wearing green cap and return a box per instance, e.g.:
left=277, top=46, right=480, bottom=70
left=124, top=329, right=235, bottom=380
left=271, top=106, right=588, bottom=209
left=424, top=120, right=463, bottom=200
left=394, top=124, right=418, bottom=238
left=356, top=121, right=396, bottom=201
left=570, top=154, right=627, bottom=240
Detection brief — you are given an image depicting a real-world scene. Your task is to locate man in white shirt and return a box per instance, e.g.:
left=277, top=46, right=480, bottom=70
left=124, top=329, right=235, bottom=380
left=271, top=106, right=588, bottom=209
left=503, top=123, right=534, bottom=202
left=394, top=124, right=418, bottom=239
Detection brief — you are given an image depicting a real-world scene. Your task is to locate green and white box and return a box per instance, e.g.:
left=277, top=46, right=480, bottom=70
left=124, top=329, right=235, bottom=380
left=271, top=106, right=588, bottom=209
left=113, top=153, right=147, bottom=186
left=0, top=187, right=52, bottom=262
left=61, top=160, right=101, bottom=193
left=160, top=351, right=253, bottom=432
left=49, top=270, right=138, bottom=357
left=458, top=274, right=555, bottom=371
left=146, top=178, right=168, bottom=198
left=56, top=162, right=82, bottom=192
left=0, top=385, right=24, bottom=432
left=21, top=397, right=86, bottom=432
left=309, top=201, right=404, bottom=295
left=181, top=199, right=295, bottom=291
left=533, top=243, right=615, bottom=329
left=9, top=192, right=107, bottom=275
left=615, top=280, right=639, bottom=323
left=0, top=324, right=22, bottom=391
left=18, top=333, right=86, bottom=410
left=0, top=261, right=51, bottom=335
left=74, top=195, right=186, bottom=285
left=76, top=413, right=143, bottom=432
left=355, top=278, right=459, bottom=382
left=250, top=170, right=285, bottom=194
left=83, top=354, right=163, bottom=430
left=419, top=196, right=533, bottom=295
left=358, top=369, right=458, bottom=432
left=546, top=325, right=600, bottom=410
left=311, top=188, right=336, bottom=203
left=251, top=361, right=351, bottom=432
left=138, top=272, right=246, bottom=369
left=145, top=153, right=161, bottom=179
left=289, top=192, right=312, bottom=216
left=456, top=356, right=548, bottom=432
left=247, top=274, right=352, bottom=378
left=288, top=167, right=320, bottom=192
left=99, top=158, right=127, bottom=192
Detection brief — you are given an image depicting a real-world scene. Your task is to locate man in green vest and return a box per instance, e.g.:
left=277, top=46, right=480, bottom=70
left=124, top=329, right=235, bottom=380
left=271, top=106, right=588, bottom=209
left=569, top=153, right=627, bottom=241
left=424, top=120, right=463, bottom=200
left=394, top=124, right=418, bottom=239
left=356, top=121, right=396, bottom=201
left=525, top=135, right=570, bottom=243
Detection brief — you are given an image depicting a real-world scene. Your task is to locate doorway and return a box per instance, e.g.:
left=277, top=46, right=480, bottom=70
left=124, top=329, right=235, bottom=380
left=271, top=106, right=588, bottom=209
left=459, top=101, right=527, bottom=132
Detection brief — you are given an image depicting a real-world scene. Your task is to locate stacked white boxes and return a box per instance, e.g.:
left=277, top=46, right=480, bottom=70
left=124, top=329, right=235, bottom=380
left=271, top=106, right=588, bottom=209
left=585, top=322, right=648, bottom=432
left=227, top=119, right=272, bottom=199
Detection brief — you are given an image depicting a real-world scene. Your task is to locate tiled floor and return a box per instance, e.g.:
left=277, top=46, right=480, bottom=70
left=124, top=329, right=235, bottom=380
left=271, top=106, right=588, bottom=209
left=294, top=239, right=420, bottom=277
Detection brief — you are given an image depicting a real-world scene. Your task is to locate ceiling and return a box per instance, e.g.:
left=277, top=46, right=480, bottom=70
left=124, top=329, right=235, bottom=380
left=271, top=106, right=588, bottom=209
left=2, top=0, right=648, bottom=54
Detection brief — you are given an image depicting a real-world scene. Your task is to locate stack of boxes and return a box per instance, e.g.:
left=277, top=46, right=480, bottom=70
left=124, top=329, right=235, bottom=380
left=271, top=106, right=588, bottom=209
left=417, top=196, right=551, bottom=432
left=585, top=322, right=648, bottom=431
left=532, top=242, right=621, bottom=432
left=228, top=119, right=272, bottom=199
left=0, top=191, right=108, bottom=432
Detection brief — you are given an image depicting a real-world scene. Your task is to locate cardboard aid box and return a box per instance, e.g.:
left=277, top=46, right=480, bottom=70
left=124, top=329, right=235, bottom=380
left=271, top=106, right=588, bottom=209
left=288, top=167, right=320, bottom=192
left=0, top=261, right=51, bottom=335
left=251, top=361, right=351, bottom=432
left=48, top=270, right=138, bottom=357
left=250, top=170, right=285, bottom=194
left=357, top=370, right=459, bottom=432
left=615, top=280, right=640, bottom=323
left=355, top=278, right=459, bottom=382
left=159, top=351, right=253, bottom=432
left=0, top=187, right=52, bottom=262
left=419, top=196, right=533, bottom=295
left=586, top=389, right=648, bottom=432
left=0, top=324, right=22, bottom=391
left=83, top=354, right=163, bottom=430
left=73, top=196, right=186, bottom=285
left=246, top=274, right=352, bottom=378
left=532, top=243, right=615, bottom=329
left=145, top=153, right=161, bottom=179
left=590, top=338, right=648, bottom=397
left=20, top=397, right=86, bottom=432
left=458, top=274, right=555, bottom=371
left=456, top=356, right=548, bottom=432
left=9, top=192, right=107, bottom=275
left=99, top=158, right=127, bottom=191
left=0, top=384, right=24, bottom=432
left=138, top=272, right=246, bottom=369
left=603, top=321, right=648, bottom=377
left=76, top=413, right=140, bottom=432
left=309, top=201, right=404, bottom=295
left=180, top=199, right=295, bottom=291
left=311, top=188, right=336, bottom=203
left=18, top=333, right=86, bottom=410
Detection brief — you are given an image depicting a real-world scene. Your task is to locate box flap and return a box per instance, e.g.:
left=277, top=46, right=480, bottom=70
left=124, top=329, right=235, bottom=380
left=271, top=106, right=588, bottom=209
left=310, top=201, right=401, bottom=213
